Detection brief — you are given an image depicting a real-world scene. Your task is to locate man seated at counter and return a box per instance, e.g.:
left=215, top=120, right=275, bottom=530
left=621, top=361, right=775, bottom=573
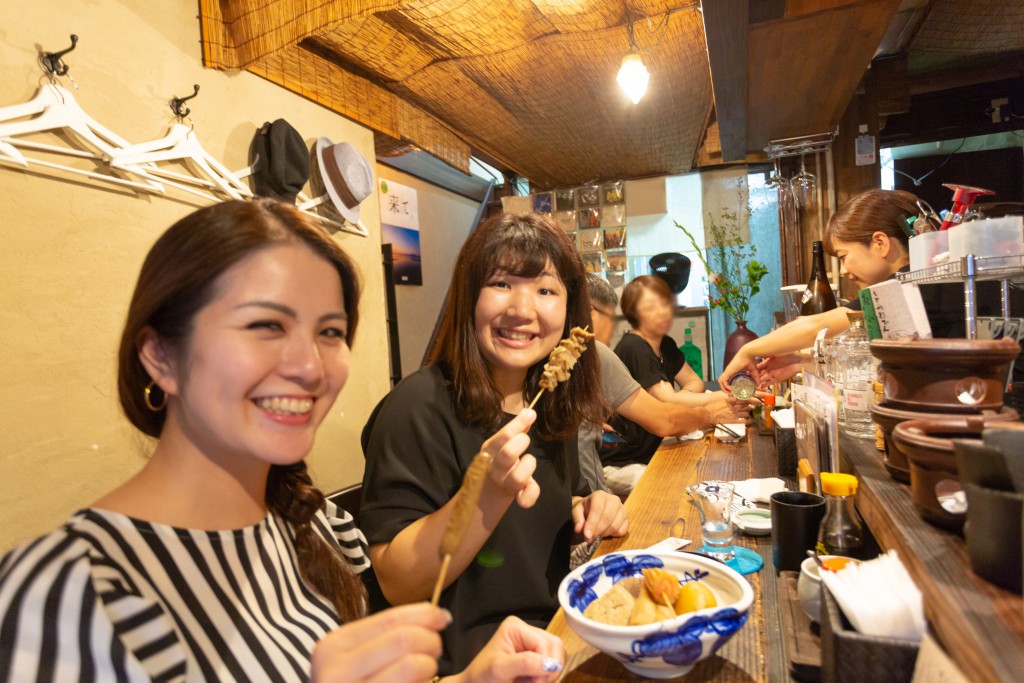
left=578, top=274, right=747, bottom=496
left=599, top=275, right=752, bottom=492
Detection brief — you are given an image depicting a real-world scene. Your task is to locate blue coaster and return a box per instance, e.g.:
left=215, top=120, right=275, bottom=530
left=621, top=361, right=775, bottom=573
left=702, top=545, right=764, bottom=575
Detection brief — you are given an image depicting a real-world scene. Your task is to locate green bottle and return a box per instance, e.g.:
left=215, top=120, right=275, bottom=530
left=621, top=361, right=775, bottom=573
left=681, top=328, right=703, bottom=380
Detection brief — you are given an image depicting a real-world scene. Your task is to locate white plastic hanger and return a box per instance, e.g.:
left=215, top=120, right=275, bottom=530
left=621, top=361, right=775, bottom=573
left=111, top=121, right=254, bottom=201
left=298, top=193, right=369, bottom=237
left=0, top=82, right=164, bottom=192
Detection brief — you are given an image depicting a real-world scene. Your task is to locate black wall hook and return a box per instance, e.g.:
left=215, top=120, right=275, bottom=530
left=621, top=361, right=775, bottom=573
left=170, top=84, right=200, bottom=118
left=41, top=34, right=78, bottom=76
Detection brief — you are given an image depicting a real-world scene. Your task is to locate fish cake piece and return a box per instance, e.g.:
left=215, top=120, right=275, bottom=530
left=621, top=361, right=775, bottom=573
left=583, top=583, right=636, bottom=626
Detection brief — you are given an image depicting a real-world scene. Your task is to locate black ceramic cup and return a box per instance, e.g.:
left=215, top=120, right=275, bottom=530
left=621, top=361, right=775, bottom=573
left=770, top=491, right=827, bottom=571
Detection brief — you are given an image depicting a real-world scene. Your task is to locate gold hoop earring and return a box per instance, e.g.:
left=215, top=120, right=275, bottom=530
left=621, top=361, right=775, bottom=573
left=144, top=381, right=168, bottom=412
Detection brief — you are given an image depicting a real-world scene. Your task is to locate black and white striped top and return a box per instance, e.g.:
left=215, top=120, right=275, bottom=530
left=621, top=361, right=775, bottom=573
left=0, top=501, right=369, bottom=682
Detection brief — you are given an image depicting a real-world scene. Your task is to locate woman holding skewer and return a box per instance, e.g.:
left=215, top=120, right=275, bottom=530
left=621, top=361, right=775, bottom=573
left=0, top=200, right=563, bottom=683
left=360, top=213, right=629, bottom=674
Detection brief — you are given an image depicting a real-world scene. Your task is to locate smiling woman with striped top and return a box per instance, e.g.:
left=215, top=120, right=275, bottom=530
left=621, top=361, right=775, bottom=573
left=0, top=200, right=564, bottom=682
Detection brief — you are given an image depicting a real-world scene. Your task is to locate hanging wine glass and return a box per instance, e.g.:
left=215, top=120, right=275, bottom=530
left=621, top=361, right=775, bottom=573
left=761, top=159, right=780, bottom=203
left=765, top=158, right=783, bottom=188
left=792, top=144, right=816, bottom=209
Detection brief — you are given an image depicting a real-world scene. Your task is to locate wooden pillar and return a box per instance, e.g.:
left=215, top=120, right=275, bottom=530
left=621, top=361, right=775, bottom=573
left=828, top=68, right=883, bottom=299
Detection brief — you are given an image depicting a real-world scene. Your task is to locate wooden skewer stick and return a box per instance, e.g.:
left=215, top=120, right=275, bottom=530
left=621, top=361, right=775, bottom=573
left=527, top=387, right=546, bottom=411
left=430, top=451, right=493, bottom=606
left=430, top=554, right=452, bottom=606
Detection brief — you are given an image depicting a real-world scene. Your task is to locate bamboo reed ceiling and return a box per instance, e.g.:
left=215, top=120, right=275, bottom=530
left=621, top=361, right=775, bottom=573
left=200, top=0, right=710, bottom=187
left=198, top=0, right=1024, bottom=187
left=907, top=0, right=1024, bottom=73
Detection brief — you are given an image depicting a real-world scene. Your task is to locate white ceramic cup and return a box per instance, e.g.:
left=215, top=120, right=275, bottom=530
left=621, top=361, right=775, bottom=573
left=797, top=555, right=859, bottom=623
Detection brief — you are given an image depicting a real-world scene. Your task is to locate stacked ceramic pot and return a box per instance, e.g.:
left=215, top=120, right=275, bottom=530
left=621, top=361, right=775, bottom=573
left=953, top=426, right=1024, bottom=594
left=869, top=338, right=1021, bottom=533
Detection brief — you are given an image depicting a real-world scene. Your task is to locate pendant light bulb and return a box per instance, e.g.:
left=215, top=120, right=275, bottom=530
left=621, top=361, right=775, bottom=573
left=617, top=49, right=649, bottom=104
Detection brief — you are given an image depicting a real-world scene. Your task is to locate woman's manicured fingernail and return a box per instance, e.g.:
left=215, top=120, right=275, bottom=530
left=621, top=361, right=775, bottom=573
left=441, top=608, right=453, bottom=625
left=541, top=658, right=563, bottom=672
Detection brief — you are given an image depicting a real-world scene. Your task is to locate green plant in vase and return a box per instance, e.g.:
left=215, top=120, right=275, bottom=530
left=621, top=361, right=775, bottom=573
left=676, top=204, right=769, bottom=368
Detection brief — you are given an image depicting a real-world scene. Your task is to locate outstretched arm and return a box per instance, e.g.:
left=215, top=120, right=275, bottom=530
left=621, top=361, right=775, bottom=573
left=718, top=307, right=852, bottom=390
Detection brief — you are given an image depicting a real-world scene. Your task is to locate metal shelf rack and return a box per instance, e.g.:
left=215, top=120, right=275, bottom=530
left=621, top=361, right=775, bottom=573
left=896, top=253, right=1024, bottom=338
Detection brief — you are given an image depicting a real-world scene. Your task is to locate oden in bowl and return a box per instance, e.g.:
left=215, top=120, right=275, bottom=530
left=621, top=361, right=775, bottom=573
left=558, top=549, right=753, bottom=678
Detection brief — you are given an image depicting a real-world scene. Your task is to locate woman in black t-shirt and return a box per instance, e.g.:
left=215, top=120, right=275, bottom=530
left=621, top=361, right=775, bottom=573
left=603, top=276, right=750, bottom=468
left=360, top=213, right=628, bottom=674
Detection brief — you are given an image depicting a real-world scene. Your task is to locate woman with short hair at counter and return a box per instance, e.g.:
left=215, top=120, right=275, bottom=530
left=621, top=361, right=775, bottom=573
left=0, top=200, right=564, bottom=682
left=600, top=275, right=751, bottom=477
left=359, top=213, right=628, bottom=674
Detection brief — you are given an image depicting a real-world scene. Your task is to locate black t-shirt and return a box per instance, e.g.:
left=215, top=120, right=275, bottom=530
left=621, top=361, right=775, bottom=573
left=358, top=364, right=584, bottom=675
left=602, top=332, right=688, bottom=467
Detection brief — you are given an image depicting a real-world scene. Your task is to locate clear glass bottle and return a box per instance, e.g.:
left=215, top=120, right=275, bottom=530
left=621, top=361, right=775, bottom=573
left=817, top=472, right=864, bottom=558
left=835, top=311, right=875, bottom=439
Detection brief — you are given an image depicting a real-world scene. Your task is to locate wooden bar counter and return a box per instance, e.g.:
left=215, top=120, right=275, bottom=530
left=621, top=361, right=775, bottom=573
left=547, top=432, right=791, bottom=681
left=546, top=428, right=1024, bottom=682
left=840, top=433, right=1024, bottom=683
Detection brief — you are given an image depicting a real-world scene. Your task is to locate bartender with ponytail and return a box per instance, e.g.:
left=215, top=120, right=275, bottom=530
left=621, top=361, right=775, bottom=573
left=720, top=188, right=1021, bottom=390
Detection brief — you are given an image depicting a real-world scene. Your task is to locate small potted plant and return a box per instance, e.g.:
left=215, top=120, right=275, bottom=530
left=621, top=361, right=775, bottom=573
left=676, top=204, right=769, bottom=368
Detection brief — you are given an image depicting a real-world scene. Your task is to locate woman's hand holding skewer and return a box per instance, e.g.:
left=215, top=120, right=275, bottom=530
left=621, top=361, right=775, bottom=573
left=481, top=408, right=541, bottom=508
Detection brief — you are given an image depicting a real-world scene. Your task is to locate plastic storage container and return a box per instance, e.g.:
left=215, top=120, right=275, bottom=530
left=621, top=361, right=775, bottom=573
left=947, top=216, right=1024, bottom=261
left=908, top=230, right=949, bottom=271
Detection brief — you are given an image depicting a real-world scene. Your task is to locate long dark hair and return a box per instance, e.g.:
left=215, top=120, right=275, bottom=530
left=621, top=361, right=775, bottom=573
left=117, top=199, right=366, bottom=622
left=427, top=212, right=607, bottom=440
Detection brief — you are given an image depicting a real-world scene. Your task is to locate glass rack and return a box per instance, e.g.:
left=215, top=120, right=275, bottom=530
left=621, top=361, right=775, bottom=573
left=895, top=253, right=1024, bottom=338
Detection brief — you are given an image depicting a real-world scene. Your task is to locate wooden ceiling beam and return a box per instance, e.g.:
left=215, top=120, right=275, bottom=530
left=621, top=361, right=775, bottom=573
left=701, top=0, right=749, bottom=162
left=200, top=0, right=397, bottom=69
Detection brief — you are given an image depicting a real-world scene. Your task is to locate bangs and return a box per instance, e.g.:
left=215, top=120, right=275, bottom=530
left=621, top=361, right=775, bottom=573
left=478, top=218, right=568, bottom=283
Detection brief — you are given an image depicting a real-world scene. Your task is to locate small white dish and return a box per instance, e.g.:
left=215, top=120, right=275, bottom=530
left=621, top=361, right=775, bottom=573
left=714, top=423, right=747, bottom=442
left=733, top=507, right=772, bottom=536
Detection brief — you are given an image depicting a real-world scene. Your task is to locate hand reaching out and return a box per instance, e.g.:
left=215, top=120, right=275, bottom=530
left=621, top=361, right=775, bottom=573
left=312, top=604, right=449, bottom=683
left=756, top=353, right=806, bottom=386
left=454, top=616, right=566, bottom=683
left=705, top=391, right=755, bottom=425
left=313, top=609, right=567, bottom=683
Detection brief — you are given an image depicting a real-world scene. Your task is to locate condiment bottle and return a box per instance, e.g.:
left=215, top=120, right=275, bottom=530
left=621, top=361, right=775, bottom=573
left=729, top=372, right=757, bottom=400
left=817, top=472, right=864, bottom=558
left=800, top=241, right=838, bottom=315
left=763, top=393, right=776, bottom=430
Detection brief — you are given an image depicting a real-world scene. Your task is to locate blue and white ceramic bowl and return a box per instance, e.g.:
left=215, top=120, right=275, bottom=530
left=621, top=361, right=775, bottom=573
left=558, top=549, right=754, bottom=678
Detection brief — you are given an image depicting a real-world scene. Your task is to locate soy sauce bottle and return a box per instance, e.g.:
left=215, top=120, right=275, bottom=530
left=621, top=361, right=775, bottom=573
left=817, top=472, right=864, bottom=558
left=800, top=241, right=838, bottom=316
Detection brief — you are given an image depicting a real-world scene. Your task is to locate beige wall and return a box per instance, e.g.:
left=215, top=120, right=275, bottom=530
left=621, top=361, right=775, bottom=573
left=0, top=0, right=390, bottom=551
left=375, top=165, right=479, bottom=376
